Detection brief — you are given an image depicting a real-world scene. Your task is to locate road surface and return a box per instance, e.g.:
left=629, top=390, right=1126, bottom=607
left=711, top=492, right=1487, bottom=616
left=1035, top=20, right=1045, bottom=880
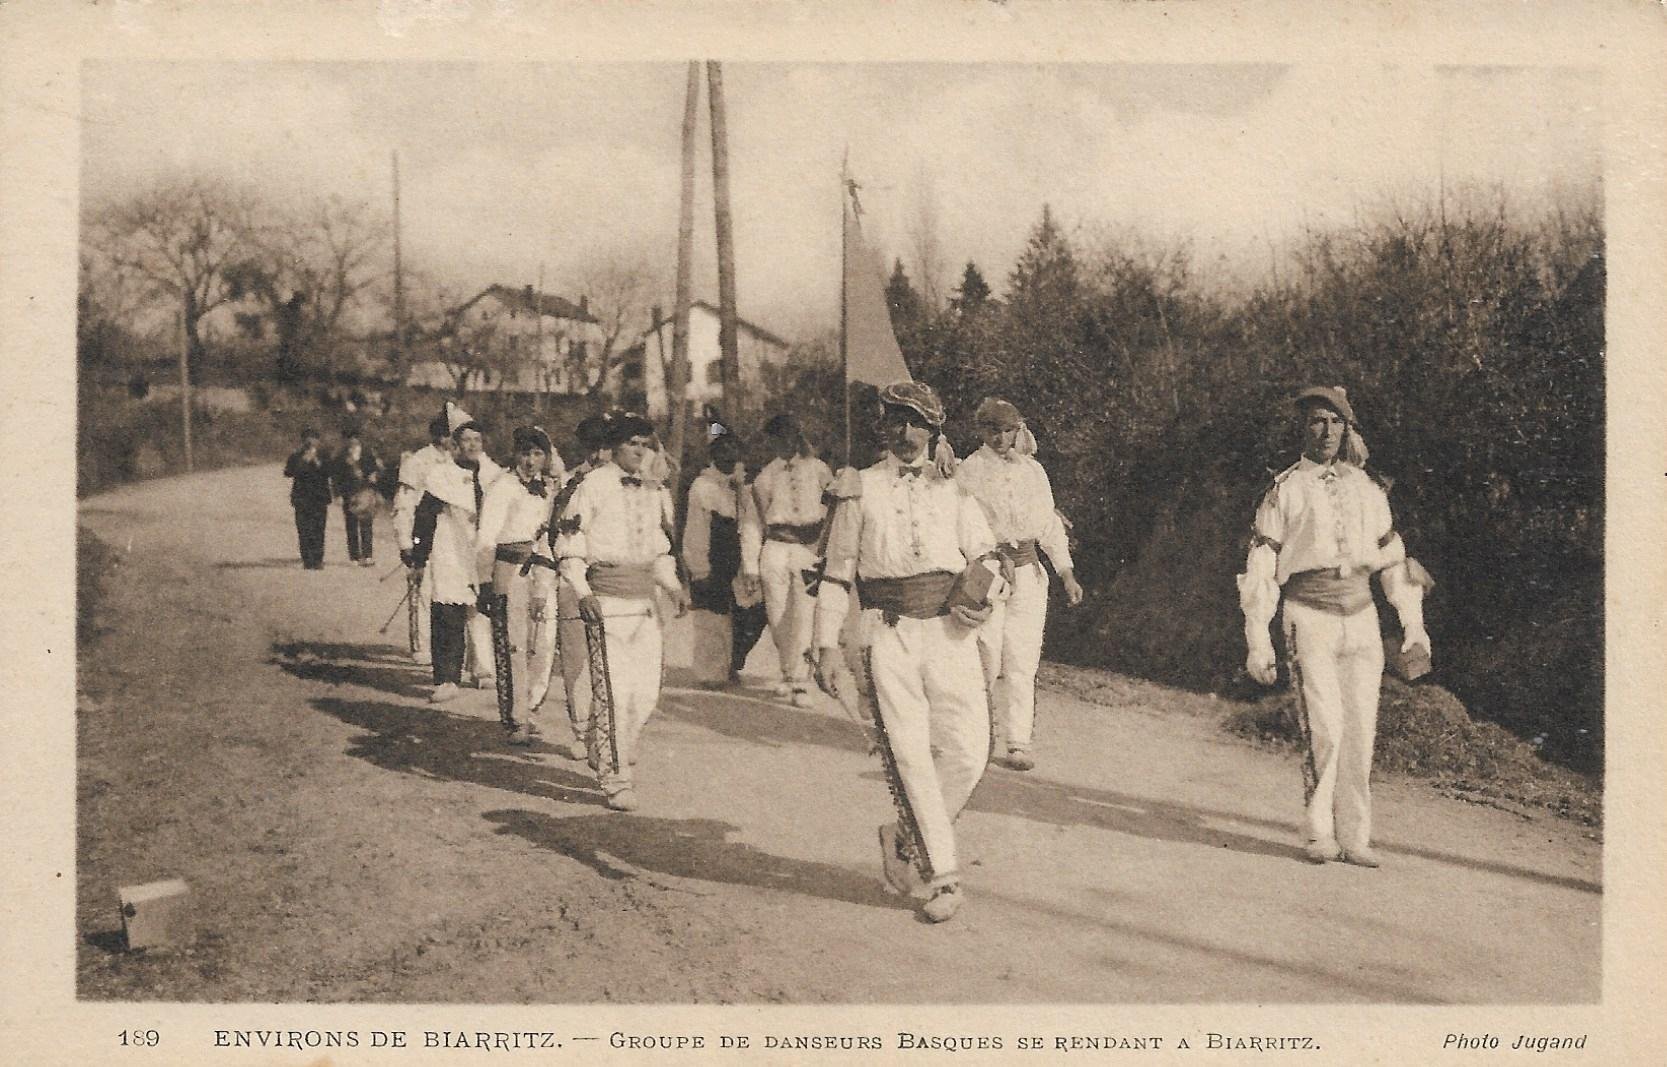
left=75, top=464, right=1600, bottom=1003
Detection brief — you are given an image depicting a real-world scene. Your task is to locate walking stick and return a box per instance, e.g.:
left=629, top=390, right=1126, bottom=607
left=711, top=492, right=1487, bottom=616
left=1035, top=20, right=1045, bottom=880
left=377, top=583, right=414, bottom=635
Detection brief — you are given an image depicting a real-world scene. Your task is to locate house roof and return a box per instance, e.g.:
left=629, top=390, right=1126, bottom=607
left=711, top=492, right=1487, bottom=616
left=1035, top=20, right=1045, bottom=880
left=647, top=300, right=789, bottom=348
left=460, top=284, right=598, bottom=324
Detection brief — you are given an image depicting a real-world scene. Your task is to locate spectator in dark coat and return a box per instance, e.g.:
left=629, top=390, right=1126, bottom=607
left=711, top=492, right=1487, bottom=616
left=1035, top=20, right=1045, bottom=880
left=329, top=429, right=385, bottom=566
left=283, top=428, right=332, bottom=569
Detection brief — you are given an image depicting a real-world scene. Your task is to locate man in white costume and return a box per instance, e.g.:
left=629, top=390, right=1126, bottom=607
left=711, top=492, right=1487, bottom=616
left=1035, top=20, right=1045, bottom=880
left=553, top=411, right=690, bottom=811
left=811, top=381, right=1004, bottom=924
left=476, top=424, right=565, bottom=746
left=547, top=413, right=614, bottom=760
left=393, top=412, right=452, bottom=665
left=741, top=414, right=833, bottom=707
left=1239, top=386, right=1433, bottom=868
left=410, top=403, right=503, bottom=702
left=956, top=397, right=1085, bottom=772
left=681, top=423, right=767, bottom=687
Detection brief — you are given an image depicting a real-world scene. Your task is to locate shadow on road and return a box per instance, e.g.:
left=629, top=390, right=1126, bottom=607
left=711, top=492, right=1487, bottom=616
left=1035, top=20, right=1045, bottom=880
left=312, top=696, right=607, bottom=809
left=274, top=641, right=432, bottom=701
left=659, top=689, right=870, bottom=755
left=984, top=885, right=1450, bottom=1003
left=966, top=768, right=1311, bottom=864
left=483, top=808, right=911, bottom=913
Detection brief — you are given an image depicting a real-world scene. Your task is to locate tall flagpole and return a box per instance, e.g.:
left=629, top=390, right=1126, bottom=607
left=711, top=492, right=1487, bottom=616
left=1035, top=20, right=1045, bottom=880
left=392, top=150, right=404, bottom=370
left=669, top=61, right=699, bottom=458
left=840, top=153, right=851, bottom=466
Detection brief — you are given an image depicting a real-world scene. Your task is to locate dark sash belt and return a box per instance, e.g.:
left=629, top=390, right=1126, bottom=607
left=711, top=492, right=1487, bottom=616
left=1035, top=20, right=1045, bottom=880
left=857, top=571, right=957, bottom=620
left=588, top=562, right=658, bottom=599
left=995, top=539, right=1041, bottom=568
left=498, top=542, right=560, bottom=575
left=1284, top=568, right=1373, bottom=615
left=766, top=522, right=822, bottom=546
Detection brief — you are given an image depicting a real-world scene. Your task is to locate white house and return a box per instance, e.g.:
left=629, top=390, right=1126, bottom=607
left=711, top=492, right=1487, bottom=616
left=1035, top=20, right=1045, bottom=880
left=406, top=284, right=604, bottom=394
left=619, top=300, right=791, bottom=420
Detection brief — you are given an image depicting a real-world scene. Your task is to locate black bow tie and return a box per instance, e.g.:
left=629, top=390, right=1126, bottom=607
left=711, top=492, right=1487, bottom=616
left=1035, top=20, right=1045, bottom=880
left=897, top=465, right=924, bottom=480
left=621, top=475, right=645, bottom=488
left=524, top=478, right=547, bottom=497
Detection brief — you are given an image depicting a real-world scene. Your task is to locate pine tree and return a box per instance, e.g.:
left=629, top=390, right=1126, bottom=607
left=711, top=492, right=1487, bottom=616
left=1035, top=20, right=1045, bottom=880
left=885, top=257, right=923, bottom=328
left=951, top=261, right=992, bottom=313
left=1006, top=204, right=1080, bottom=315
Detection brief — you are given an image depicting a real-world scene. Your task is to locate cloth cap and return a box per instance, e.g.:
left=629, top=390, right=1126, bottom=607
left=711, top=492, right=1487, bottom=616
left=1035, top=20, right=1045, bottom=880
left=605, top=410, right=656, bottom=446
left=512, top=425, right=552, bottom=455
left=878, top=380, right=945, bottom=428
left=763, top=413, right=802, bottom=439
left=1292, top=385, right=1356, bottom=425
left=575, top=412, right=614, bottom=450
left=427, top=413, right=451, bottom=439
left=974, top=397, right=1023, bottom=430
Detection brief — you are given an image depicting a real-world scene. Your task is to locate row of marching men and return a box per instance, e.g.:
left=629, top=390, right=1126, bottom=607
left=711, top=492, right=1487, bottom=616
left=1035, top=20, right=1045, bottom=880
left=386, top=379, right=1431, bottom=925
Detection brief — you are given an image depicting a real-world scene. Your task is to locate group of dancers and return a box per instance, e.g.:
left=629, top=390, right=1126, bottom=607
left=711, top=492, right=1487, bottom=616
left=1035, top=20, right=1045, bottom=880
left=360, top=379, right=1427, bottom=923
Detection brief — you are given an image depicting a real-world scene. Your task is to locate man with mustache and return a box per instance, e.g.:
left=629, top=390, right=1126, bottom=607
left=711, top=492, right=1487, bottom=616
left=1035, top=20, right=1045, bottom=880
left=810, top=381, right=1004, bottom=923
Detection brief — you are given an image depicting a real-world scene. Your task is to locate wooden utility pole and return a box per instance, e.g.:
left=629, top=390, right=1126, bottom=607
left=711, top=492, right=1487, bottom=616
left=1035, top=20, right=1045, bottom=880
left=178, top=307, right=194, bottom=472
left=668, top=62, right=699, bottom=462
left=391, top=151, right=405, bottom=369
left=707, top=61, right=741, bottom=414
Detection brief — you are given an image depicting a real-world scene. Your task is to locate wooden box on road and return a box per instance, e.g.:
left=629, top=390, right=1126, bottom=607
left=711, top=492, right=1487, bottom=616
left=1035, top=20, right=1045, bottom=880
left=119, top=879, right=192, bottom=951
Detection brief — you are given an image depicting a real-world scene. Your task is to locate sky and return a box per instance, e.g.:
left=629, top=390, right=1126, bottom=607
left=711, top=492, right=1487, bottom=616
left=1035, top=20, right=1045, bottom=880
left=80, top=61, right=1601, bottom=342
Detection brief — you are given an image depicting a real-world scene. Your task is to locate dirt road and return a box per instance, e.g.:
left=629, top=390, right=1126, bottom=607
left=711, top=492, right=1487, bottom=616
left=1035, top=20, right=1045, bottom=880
left=76, top=465, right=1600, bottom=1003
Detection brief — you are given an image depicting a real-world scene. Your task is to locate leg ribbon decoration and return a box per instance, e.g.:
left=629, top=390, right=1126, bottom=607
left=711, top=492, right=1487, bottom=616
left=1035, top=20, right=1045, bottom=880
left=407, top=568, right=423, bottom=654
left=584, top=614, right=622, bottom=779
left=861, top=646, right=932, bottom=883
left=490, top=594, right=517, bottom=731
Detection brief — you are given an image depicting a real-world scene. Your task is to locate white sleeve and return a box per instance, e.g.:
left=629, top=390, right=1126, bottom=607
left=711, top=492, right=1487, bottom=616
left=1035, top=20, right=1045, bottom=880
left=555, top=480, right=595, bottom=598
left=1237, top=488, right=1284, bottom=660
left=682, top=482, right=712, bottom=579
left=1034, top=465, right=1074, bottom=573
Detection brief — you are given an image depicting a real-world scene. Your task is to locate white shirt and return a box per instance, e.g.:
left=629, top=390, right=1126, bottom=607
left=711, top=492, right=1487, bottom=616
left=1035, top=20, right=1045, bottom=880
left=956, top=445, right=1074, bottom=572
left=475, top=471, right=560, bottom=581
left=419, top=455, right=504, bottom=604
left=393, top=442, right=450, bottom=550
left=554, top=462, right=677, bottom=597
left=1239, top=458, right=1405, bottom=648
left=682, top=464, right=749, bottom=580
left=824, top=454, right=996, bottom=581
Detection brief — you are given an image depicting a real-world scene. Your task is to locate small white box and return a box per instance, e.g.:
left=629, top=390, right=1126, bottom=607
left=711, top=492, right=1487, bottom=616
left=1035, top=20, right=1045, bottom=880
left=118, top=879, right=192, bottom=952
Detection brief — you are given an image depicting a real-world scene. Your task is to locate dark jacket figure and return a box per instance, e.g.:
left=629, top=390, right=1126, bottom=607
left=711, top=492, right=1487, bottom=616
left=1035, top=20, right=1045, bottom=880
left=329, top=437, right=384, bottom=564
left=284, top=431, right=332, bottom=569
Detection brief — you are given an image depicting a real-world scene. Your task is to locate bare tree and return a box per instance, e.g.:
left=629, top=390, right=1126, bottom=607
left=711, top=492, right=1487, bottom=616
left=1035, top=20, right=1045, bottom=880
left=86, top=177, right=258, bottom=382
left=570, top=250, right=662, bottom=401
left=225, top=194, right=391, bottom=382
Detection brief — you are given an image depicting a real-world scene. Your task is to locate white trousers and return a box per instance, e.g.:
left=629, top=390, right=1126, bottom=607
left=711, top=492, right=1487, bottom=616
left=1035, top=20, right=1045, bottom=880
left=760, top=540, right=816, bottom=684
left=584, top=596, right=662, bottom=793
left=978, top=562, right=1048, bottom=749
left=690, top=608, right=732, bottom=685
left=556, top=578, right=590, bottom=738
left=493, top=559, right=560, bottom=728
left=865, top=610, right=991, bottom=888
left=1283, top=599, right=1384, bottom=852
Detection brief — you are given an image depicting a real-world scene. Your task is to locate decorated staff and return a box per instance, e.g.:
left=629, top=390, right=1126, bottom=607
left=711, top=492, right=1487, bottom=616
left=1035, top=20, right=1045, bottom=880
left=740, top=413, right=834, bottom=707
left=410, top=402, right=504, bottom=702
left=681, top=422, right=768, bottom=687
left=956, top=398, right=1085, bottom=772
left=393, top=413, right=454, bottom=664
left=548, top=412, right=614, bottom=761
left=476, top=425, right=565, bottom=745
left=553, top=411, right=690, bottom=811
left=810, top=381, right=1005, bottom=924
left=1238, top=386, right=1433, bottom=868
